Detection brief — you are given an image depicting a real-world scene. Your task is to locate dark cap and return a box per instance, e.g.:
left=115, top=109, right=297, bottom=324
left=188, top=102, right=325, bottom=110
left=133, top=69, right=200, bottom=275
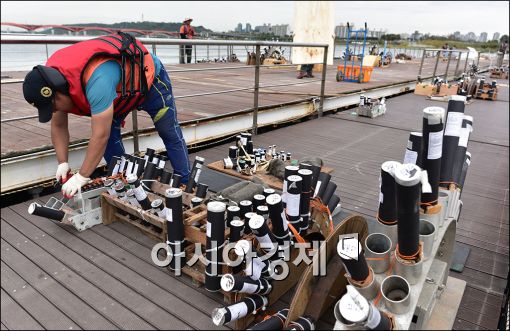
left=22, top=65, right=67, bottom=123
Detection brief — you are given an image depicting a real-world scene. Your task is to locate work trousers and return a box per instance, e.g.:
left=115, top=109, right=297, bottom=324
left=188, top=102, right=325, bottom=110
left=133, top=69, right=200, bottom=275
left=179, top=45, right=193, bottom=64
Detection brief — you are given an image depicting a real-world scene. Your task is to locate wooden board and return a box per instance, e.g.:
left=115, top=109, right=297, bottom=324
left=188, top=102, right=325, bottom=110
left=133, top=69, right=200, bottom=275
left=206, top=160, right=334, bottom=190
left=284, top=214, right=369, bottom=327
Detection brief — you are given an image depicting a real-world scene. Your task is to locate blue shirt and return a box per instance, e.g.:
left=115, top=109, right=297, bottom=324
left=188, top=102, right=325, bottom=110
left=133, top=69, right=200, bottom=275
left=85, top=53, right=162, bottom=115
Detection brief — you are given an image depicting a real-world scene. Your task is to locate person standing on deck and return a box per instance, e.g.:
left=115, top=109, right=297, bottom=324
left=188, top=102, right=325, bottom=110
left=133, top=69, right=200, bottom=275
left=22, top=32, right=191, bottom=198
left=179, top=18, right=195, bottom=64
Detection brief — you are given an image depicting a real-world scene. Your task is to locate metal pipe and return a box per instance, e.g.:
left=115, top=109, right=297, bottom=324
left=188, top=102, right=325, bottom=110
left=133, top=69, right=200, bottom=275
left=194, top=44, right=197, bottom=63
left=131, top=109, right=139, bottom=154
left=152, top=44, right=157, bottom=55
left=318, top=45, right=328, bottom=118
left=432, top=51, right=440, bottom=78
left=454, top=51, right=462, bottom=77
left=166, top=62, right=324, bottom=73
left=476, top=52, right=481, bottom=67
left=417, top=49, right=426, bottom=80
left=444, top=51, right=452, bottom=80
left=252, top=44, right=260, bottom=135
left=1, top=115, right=39, bottom=123
left=463, top=51, right=470, bottom=73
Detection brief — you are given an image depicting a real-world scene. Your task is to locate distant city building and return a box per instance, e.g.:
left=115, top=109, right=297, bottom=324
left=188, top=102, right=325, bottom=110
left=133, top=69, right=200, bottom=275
left=255, top=23, right=271, bottom=34
left=334, top=22, right=354, bottom=38
left=453, top=31, right=461, bottom=40
left=493, top=32, right=500, bottom=41
left=479, top=32, right=488, bottom=43
left=272, top=24, right=290, bottom=36
left=466, top=32, right=477, bottom=41
left=411, top=30, right=423, bottom=41
left=235, top=23, right=243, bottom=33
left=246, top=23, right=252, bottom=33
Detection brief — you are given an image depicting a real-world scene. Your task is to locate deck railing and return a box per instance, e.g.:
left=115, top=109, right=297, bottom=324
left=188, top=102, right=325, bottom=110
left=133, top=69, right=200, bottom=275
left=1, top=35, right=329, bottom=153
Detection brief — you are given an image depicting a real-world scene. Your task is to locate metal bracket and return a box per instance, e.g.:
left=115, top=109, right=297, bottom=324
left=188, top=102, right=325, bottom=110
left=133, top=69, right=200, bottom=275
left=69, top=208, right=102, bottom=232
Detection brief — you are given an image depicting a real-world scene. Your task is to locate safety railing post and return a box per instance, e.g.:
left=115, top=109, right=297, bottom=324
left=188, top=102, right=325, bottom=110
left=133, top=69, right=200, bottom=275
left=318, top=45, right=328, bottom=118
left=152, top=44, right=157, bottom=55
left=194, top=44, right=197, bottom=63
left=418, top=49, right=426, bottom=80
left=444, top=51, right=452, bottom=80
left=252, top=44, right=261, bottom=135
left=463, top=51, right=470, bottom=73
left=432, top=50, right=440, bottom=78
left=476, top=52, right=481, bottom=67
left=454, top=51, right=462, bottom=78
left=45, top=43, right=49, bottom=60
left=132, top=110, right=140, bottom=155
left=207, top=44, right=209, bottom=61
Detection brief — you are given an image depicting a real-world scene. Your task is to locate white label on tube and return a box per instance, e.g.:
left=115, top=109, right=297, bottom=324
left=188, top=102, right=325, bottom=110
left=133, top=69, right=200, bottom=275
left=407, top=139, right=413, bottom=150
left=366, top=304, right=382, bottom=329
left=286, top=194, right=300, bottom=217
left=112, top=163, right=120, bottom=176
left=152, top=157, right=159, bottom=164
left=194, top=169, right=202, bottom=183
left=466, top=158, right=471, bottom=166
left=227, top=302, right=249, bottom=321
left=444, top=112, right=463, bottom=137
left=280, top=211, right=288, bottom=231
left=126, top=162, right=134, bottom=176
left=133, top=185, right=147, bottom=201
left=258, top=234, right=273, bottom=247
left=428, top=131, right=443, bottom=160
left=379, top=192, right=384, bottom=204
left=404, top=149, right=418, bottom=165
left=313, top=181, right=322, bottom=197
left=159, top=160, right=166, bottom=168
left=166, top=208, right=173, bottom=223
left=119, top=158, right=126, bottom=172
left=458, top=128, right=469, bottom=147
left=241, top=137, right=247, bottom=146
left=282, top=181, right=288, bottom=203
left=240, top=283, right=259, bottom=294
left=129, top=197, right=140, bottom=206
left=206, top=222, right=211, bottom=237
left=133, top=163, right=139, bottom=176
left=107, top=188, right=117, bottom=196
left=247, top=257, right=265, bottom=280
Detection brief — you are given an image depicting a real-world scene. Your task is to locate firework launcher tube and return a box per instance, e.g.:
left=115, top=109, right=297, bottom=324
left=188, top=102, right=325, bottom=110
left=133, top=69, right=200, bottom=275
left=151, top=199, right=165, bottom=217
left=142, top=162, right=157, bottom=180
left=299, top=162, right=313, bottom=172
left=421, top=107, right=445, bottom=206
left=154, top=167, right=163, bottom=181
left=125, top=159, right=135, bottom=177
left=282, top=166, right=300, bottom=205
left=419, top=219, right=436, bottom=261
left=321, top=181, right=337, bottom=207
left=327, top=195, right=341, bottom=214
left=234, top=240, right=273, bottom=280
left=158, top=155, right=167, bottom=169
left=313, top=172, right=331, bottom=199
left=229, top=218, right=244, bottom=243
left=309, top=164, right=322, bottom=192
left=151, top=154, right=160, bottom=165
left=211, top=295, right=268, bottom=326
left=191, top=197, right=203, bottom=208
left=205, top=201, right=226, bottom=292
left=127, top=174, right=152, bottom=210
left=404, top=132, right=423, bottom=167
left=239, top=200, right=253, bottom=234
left=286, top=175, right=303, bottom=232
left=256, top=205, right=269, bottom=220
left=284, top=316, right=315, bottom=330
left=253, top=194, right=266, bottom=210
left=263, top=188, right=275, bottom=198
left=220, top=274, right=272, bottom=295
left=440, top=96, right=466, bottom=186
left=160, top=170, right=172, bottom=185
left=452, top=115, right=473, bottom=186
left=107, top=156, right=121, bottom=176
left=248, top=309, right=289, bottom=330
left=335, top=285, right=393, bottom=330
left=377, top=161, right=400, bottom=251
left=297, top=169, right=313, bottom=233
left=125, top=189, right=139, bottom=206
left=364, top=233, right=392, bottom=273
left=458, top=152, right=471, bottom=196
left=185, top=156, right=205, bottom=193
left=104, top=179, right=116, bottom=196
left=144, top=148, right=155, bottom=166
left=266, top=194, right=291, bottom=246
left=196, top=183, right=209, bottom=199
left=394, top=163, right=424, bottom=284
left=380, top=275, right=411, bottom=314
left=165, top=188, right=185, bottom=271
left=226, top=206, right=241, bottom=228
left=113, top=182, right=127, bottom=198
left=135, top=157, right=145, bottom=177
left=171, top=173, right=182, bottom=188
left=28, top=203, right=66, bottom=221
left=249, top=214, right=278, bottom=252
left=229, top=146, right=238, bottom=161
left=337, top=239, right=370, bottom=282
left=118, top=154, right=128, bottom=174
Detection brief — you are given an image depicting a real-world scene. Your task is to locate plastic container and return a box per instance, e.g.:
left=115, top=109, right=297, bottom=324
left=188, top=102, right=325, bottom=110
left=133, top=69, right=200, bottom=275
left=336, top=65, right=374, bottom=83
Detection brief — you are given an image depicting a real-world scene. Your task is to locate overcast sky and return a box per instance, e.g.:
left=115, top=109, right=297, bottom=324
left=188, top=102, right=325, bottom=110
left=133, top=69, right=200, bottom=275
left=2, top=1, right=508, bottom=37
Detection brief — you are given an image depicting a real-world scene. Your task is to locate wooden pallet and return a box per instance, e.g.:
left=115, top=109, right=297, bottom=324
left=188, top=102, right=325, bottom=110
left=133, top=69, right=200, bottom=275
left=207, top=160, right=334, bottom=191
left=475, top=91, right=497, bottom=101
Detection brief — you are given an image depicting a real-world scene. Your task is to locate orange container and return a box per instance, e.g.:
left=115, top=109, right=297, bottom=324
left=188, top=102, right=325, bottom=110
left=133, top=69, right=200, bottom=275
left=337, top=65, right=374, bottom=83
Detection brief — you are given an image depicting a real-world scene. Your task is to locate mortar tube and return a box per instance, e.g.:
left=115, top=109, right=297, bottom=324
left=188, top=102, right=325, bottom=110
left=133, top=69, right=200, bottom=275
left=211, top=295, right=268, bottom=326
left=205, top=201, right=226, bottom=292
left=249, top=214, right=278, bottom=253
left=256, top=205, right=269, bottom=221
left=229, top=218, right=245, bottom=274
left=226, top=205, right=241, bottom=228
left=364, top=233, right=392, bottom=274
left=440, top=96, right=466, bottom=186
left=403, top=132, right=423, bottom=168
left=144, top=148, right=155, bottom=166
left=185, top=156, right=205, bottom=193
left=113, top=182, right=127, bottom=198
left=28, top=202, right=67, bottom=222
left=151, top=199, right=165, bottom=217
left=321, top=181, right=337, bottom=207
left=171, top=173, right=182, bottom=188
left=263, top=188, right=275, bottom=198
left=298, top=169, right=313, bottom=234
left=159, top=170, right=172, bottom=185
left=229, top=145, right=238, bottom=161
left=337, top=239, right=370, bottom=283
left=142, top=162, right=157, bottom=181
left=165, top=188, right=185, bottom=271
left=421, top=106, right=445, bottom=207
left=127, top=174, right=152, bottom=210
left=458, top=152, right=471, bottom=198
left=118, top=155, right=128, bottom=174
left=309, top=164, right=322, bottom=192
left=266, top=193, right=291, bottom=247
left=313, top=172, right=331, bottom=199
left=380, top=275, right=411, bottom=314
left=282, top=166, right=300, bottom=207
left=239, top=200, right=253, bottom=235
left=452, top=115, right=473, bottom=186
left=196, top=183, right=208, bottom=199
left=286, top=175, right=303, bottom=233
left=158, top=155, right=167, bottom=169
left=104, top=179, right=117, bottom=196
left=248, top=308, right=289, bottom=330
left=419, top=219, right=436, bottom=261
left=327, top=195, right=341, bottom=215
left=283, top=316, right=315, bottom=330
left=107, top=156, right=121, bottom=176
left=252, top=194, right=266, bottom=210
left=154, top=167, right=163, bottom=181
left=135, top=157, right=146, bottom=177
left=220, top=274, right=272, bottom=295
left=191, top=197, right=203, bottom=208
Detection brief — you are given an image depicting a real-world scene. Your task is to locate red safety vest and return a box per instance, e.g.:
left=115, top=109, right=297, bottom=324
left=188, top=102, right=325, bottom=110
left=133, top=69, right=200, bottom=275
left=46, top=33, right=155, bottom=117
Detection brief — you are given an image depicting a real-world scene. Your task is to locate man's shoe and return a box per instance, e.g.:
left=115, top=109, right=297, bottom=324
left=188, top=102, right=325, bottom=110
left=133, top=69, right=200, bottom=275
left=297, top=72, right=306, bottom=79
left=307, top=73, right=315, bottom=78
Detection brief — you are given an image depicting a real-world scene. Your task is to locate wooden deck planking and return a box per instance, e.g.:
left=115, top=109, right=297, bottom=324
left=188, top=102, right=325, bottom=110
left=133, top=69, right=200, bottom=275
left=1, top=57, right=491, bottom=157
left=0, top=288, right=44, bottom=330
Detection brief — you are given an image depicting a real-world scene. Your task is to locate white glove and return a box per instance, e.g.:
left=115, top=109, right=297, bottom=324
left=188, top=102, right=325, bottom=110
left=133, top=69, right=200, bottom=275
left=62, top=173, right=90, bottom=198
left=56, top=162, right=70, bottom=183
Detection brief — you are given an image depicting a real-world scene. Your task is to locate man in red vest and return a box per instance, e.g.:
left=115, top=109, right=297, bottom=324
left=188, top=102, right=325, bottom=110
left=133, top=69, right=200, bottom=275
left=22, top=32, right=190, bottom=197
left=179, top=18, right=195, bottom=64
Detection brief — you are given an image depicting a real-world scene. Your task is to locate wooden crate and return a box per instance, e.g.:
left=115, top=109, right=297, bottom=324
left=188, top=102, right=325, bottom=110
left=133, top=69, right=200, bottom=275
left=207, top=160, right=334, bottom=191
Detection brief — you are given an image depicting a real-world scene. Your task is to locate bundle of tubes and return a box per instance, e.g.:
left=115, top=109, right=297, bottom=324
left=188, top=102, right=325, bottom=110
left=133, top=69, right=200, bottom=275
left=283, top=316, right=315, bottom=330
left=211, top=294, right=268, bottom=326
left=165, top=188, right=185, bottom=272
left=420, top=106, right=445, bottom=210
left=312, top=172, right=341, bottom=213
left=439, top=96, right=466, bottom=188
left=335, top=285, right=393, bottom=330
left=205, top=201, right=227, bottom=292
left=286, top=174, right=303, bottom=233
left=452, top=116, right=473, bottom=188
left=266, top=194, right=292, bottom=249
left=337, top=238, right=371, bottom=284
left=377, top=161, right=400, bottom=227
left=297, top=169, right=313, bottom=234
left=247, top=308, right=289, bottom=330
left=403, top=132, right=423, bottom=167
